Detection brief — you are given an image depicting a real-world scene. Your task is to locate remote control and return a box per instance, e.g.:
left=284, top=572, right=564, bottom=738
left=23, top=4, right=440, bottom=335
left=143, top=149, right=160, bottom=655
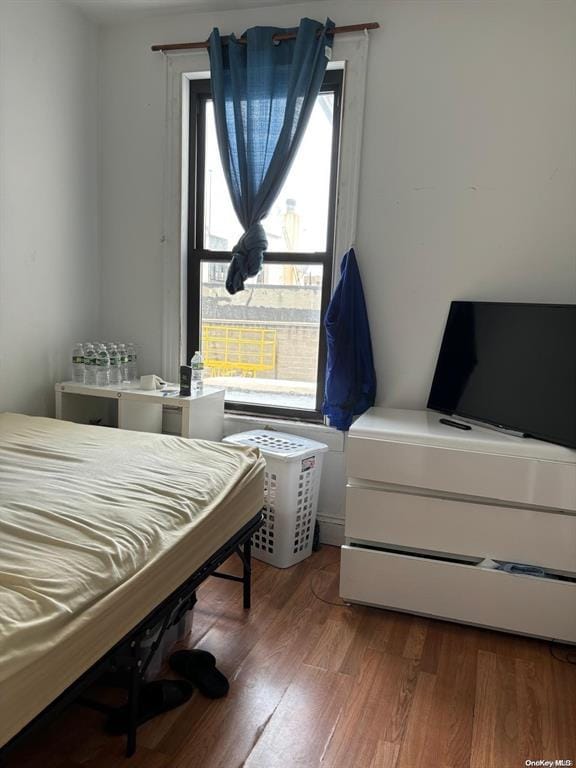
left=439, top=418, right=472, bottom=431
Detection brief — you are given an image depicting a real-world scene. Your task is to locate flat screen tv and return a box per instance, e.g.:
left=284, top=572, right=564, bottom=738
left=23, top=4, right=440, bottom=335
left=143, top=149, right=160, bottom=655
left=428, top=301, right=576, bottom=449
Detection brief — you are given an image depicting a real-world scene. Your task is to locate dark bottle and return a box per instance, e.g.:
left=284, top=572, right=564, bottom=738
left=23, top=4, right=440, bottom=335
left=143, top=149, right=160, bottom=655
left=179, top=365, right=192, bottom=397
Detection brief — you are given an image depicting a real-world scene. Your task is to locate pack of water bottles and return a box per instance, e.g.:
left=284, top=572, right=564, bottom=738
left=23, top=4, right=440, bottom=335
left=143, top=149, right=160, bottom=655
left=71, top=342, right=138, bottom=387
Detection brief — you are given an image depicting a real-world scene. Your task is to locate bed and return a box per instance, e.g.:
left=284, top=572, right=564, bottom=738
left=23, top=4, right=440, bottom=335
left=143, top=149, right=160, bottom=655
left=0, top=412, right=265, bottom=756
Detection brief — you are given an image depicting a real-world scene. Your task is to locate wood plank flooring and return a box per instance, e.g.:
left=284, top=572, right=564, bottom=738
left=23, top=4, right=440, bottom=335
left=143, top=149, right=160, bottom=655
left=6, top=546, right=576, bottom=768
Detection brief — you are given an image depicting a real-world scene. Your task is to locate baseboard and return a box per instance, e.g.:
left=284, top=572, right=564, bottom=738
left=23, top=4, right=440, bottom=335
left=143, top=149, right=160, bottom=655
left=317, top=515, right=344, bottom=546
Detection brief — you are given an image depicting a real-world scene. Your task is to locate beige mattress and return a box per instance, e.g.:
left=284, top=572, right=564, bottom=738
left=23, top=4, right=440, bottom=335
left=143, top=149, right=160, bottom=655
left=0, top=413, right=264, bottom=748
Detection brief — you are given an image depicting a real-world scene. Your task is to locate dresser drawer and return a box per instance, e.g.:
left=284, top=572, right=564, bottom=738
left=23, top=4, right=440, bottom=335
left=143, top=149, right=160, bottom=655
left=340, top=545, right=576, bottom=643
left=345, top=485, right=576, bottom=573
left=346, top=435, right=576, bottom=512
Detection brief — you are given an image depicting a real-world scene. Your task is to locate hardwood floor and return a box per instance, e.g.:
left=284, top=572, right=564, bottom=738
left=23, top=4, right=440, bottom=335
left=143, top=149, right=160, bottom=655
left=6, top=546, right=576, bottom=768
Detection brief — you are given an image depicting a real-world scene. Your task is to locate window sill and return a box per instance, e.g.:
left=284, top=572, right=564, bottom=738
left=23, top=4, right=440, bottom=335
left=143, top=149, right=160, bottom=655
left=211, top=377, right=317, bottom=413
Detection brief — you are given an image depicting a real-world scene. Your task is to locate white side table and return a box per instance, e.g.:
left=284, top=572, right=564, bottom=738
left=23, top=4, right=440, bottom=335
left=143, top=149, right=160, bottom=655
left=55, top=382, right=225, bottom=441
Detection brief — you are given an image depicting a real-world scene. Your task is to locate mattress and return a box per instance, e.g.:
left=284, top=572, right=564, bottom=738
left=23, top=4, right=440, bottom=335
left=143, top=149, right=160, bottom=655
left=0, top=413, right=265, bottom=748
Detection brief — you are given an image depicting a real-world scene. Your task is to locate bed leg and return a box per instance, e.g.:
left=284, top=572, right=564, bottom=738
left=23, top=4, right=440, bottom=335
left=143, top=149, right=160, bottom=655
left=126, top=652, right=141, bottom=757
left=242, top=538, right=252, bottom=610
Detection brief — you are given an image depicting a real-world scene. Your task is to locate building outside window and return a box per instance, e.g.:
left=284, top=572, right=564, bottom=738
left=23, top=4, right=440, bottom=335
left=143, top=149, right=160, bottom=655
left=187, top=70, right=342, bottom=420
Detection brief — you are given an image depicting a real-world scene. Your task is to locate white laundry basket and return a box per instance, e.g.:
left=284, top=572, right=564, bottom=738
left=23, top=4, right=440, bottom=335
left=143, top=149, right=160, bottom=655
left=223, top=430, right=328, bottom=568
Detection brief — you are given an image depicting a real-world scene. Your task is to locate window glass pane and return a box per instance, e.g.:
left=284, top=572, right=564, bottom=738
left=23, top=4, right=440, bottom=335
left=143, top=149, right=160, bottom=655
left=203, top=94, right=334, bottom=253
left=200, top=261, right=323, bottom=411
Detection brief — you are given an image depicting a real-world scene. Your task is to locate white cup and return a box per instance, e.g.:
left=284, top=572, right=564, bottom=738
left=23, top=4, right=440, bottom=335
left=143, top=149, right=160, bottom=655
left=140, top=374, right=158, bottom=390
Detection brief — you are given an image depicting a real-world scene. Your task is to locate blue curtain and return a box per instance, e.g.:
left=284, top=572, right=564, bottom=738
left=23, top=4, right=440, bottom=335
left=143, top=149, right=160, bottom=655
left=322, top=249, right=377, bottom=431
left=208, top=18, right=334, bottom=294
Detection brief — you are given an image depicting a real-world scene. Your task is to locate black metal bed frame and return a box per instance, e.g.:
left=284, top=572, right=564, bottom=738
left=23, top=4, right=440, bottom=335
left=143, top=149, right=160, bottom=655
left=0, top=511, right=263, bottom=762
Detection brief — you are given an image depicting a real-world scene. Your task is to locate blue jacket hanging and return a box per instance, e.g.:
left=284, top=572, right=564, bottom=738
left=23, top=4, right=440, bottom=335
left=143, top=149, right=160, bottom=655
left=322, top=249, right=376, bottom=430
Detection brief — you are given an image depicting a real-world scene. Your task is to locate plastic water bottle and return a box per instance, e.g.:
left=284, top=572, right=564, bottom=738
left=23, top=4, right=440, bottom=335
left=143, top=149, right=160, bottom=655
left=84, top=344, right=97, bottom=385
left=96, top=345, right=110, bottom=386
left=72, top=343, right=85, bottom=383
left=109, top=344, right=122, bottom=385
left=191, top=351, right=204, bottom=384
left=117, top=343, right=129, bottom=381
left=126, top=343, right=138, bottom=382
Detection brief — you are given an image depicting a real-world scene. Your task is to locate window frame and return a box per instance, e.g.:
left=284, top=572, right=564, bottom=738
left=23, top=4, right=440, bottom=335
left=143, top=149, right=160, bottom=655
left=186, top=69, right=343, bottom=422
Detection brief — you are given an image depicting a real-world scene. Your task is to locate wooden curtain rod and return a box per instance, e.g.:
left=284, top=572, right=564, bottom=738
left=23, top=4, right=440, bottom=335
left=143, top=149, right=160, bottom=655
left=151, top=22, right=379, bottom=52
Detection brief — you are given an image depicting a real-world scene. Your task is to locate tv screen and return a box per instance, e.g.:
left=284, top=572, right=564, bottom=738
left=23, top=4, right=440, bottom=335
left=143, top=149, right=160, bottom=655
left=428, top=302, right=576, bottom=449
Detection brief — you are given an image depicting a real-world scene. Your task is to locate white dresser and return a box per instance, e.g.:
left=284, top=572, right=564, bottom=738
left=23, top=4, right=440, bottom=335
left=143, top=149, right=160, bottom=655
left=340, top=408, right=576, bottom=643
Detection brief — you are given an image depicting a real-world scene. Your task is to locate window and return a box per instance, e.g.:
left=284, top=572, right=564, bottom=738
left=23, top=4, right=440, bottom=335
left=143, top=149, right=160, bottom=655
left=187, top=70, right=342, bottom=420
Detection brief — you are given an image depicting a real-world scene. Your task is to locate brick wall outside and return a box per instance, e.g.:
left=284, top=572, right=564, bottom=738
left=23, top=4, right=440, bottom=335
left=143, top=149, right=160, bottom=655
left=273, top=323, right=319, bottom=381
left=202, top=284, right=322, bottom=383
left=203, top=319, right=319, bottom=382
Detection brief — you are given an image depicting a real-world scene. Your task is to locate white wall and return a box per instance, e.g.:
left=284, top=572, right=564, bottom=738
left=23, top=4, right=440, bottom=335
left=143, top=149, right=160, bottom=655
left=99, top=0, right=576, bottom=402
left=364, top=0, right=576, bottom=406
left=0, top=0, right=100, bottom=416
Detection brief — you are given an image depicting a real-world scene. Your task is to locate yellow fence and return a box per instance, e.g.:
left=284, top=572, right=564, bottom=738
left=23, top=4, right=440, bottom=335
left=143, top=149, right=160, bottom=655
left=202, top=324, right=277, bottom=377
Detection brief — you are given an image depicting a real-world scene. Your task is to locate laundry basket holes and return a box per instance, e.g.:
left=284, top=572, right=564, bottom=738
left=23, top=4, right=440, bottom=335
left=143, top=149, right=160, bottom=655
left=245, top=434, right=307, bottom=454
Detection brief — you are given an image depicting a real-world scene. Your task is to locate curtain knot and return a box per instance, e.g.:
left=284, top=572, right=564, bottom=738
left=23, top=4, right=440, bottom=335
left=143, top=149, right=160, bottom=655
left=225, top=223, right=268, bottom=295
